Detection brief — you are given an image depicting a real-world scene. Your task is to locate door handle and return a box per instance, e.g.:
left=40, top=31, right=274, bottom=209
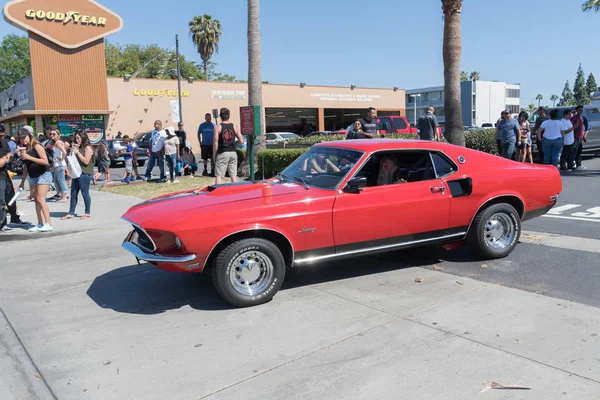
left=430, top=186, right=445, bottom=193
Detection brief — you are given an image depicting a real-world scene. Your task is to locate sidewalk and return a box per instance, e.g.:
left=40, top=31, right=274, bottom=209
left=0, top=212, right=599, bottom=399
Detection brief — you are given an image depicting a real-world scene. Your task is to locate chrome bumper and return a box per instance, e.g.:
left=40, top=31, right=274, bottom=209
left=122, top=230, right=197, bottom=263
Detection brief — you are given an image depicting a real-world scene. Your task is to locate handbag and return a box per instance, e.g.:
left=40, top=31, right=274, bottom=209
left=66, top=150, right=82, bottom=179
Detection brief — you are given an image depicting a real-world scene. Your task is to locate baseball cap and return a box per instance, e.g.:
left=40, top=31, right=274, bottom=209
left=166, top=126, right=175, bottom=135
left=504, top=108, right=512, bottom=114
left=23, top=125, right=34, bottom=134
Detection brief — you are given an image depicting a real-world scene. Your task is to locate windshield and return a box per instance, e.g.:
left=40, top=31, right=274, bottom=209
left=279, top=146, right=364, bottom=190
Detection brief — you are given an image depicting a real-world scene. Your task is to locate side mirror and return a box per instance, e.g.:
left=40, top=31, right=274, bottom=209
left=343, top=176, right=367, bottom=193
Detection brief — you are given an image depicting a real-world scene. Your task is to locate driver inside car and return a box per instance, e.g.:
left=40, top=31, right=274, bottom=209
left=377, top=155, right=406, bottom=186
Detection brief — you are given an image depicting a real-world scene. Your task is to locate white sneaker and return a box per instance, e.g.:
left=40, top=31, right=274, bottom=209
left=28, top=224, right=43, bottom=232
left=38, top=224, right=54, bottom=233
left=577, top=165, right=587, bottom=170
left=0, top=225, right=13, bottom=233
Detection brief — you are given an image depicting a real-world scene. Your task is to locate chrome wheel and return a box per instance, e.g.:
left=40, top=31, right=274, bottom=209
left=483, top=213, right=515, bottom=250
left=229, top=250, right=274, bottom=296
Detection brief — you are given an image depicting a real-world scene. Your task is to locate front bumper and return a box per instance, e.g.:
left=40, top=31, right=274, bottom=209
left=122, top=229, right=197, bottom=264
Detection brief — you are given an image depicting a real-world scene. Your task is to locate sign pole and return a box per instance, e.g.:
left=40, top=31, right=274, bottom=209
left=175, top=34, right=183, bottom=123
left=240, top=105, right=261, bottom=181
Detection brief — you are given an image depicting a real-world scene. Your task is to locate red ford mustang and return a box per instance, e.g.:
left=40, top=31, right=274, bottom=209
left=121, top=139, right=562, bottom=307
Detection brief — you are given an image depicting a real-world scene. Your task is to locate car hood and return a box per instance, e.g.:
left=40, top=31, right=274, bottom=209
left=122, top=180, right=306, bottom=226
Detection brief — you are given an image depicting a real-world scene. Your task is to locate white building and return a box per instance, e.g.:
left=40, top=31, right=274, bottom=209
left=406, top=80, right=521, bottom=127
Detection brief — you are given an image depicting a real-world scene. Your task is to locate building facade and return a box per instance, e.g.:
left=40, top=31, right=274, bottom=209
left=406, top=80, right=521, bottom=127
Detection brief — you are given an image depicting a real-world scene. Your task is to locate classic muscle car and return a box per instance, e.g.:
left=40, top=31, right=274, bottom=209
left=121, top=139, right=562, bottom=307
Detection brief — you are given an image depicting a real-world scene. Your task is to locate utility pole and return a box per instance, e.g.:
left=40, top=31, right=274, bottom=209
left=410, top=94, right=421, bottom=126
left=175, top=34, right=183, bottom=123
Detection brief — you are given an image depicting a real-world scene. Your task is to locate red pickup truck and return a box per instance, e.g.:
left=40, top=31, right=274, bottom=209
left=376, top=116, right=415, bottom=135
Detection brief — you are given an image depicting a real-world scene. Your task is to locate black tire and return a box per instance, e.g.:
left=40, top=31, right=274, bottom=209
left=211, top=238, right=286, bottom=307
left=138, top=160, right=146, bottom=167
left=467, top=203, right=521, bottom=259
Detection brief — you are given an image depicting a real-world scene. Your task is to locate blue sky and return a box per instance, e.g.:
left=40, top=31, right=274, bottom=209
left=2, top=0, right=598, bottom=106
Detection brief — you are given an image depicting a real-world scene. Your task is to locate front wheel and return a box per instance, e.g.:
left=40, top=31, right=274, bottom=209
left=467, top=203, right=521, bottom=259
left=212, top=238, right=286, bottom=307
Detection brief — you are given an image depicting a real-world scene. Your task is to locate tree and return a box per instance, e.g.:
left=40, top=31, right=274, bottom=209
left=536, top=94, right=543, bottom=107
left=586, top=72, right=598, bottom=98
left=460, top=71, right=469, bottom=82
left=527, top=104, right=536, bottom=112
left=573, top=63, right=590, bottom=105
left=239, top=0, right=265, bottom=178
left=0, top=35, right=31, bottom=92
left=550, top=95, right=559, bottom=107
left=469, top=71, right=480, bottom=81
left=582, top=0, right=600, bottom=12
left=188, top=14, right=222, bottom=79
left=441, top=0, right=464, bottom=147
left=558, top=80, right=575, bottom=106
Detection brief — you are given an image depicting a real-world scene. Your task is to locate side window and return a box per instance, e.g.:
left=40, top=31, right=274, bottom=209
left=393, top=117, right=408, bottom=130
left=378, top=118, right=392, bottom=131
left=430, top=152, right=458, bottom=178
left=355, top=151, right=437, bottom=187
left=266, top=134, right=277, bottom=140
left=588, top=108, right=600, bottom=122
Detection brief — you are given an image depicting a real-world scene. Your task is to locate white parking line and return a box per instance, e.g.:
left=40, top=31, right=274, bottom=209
left=542, top=203, right=600, bottom=223
left=547, top=204, right=581, bottom=215
left=543, top=215, right=600, bottom=223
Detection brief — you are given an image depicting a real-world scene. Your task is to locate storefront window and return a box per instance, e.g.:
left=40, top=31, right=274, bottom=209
left=265, top=108, right=317, bottom=135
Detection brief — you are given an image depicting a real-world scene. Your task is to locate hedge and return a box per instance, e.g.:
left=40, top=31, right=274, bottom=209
left=251, top=129, right=499, bottom=178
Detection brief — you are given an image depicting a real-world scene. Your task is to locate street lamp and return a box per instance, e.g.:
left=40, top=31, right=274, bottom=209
left=409, top=94, right=421, bottom=126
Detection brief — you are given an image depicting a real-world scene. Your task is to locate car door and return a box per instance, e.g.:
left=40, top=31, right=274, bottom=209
left=332, top=150, right=452, bottom=254
left=377, top=117, right=393, bottom=135
left=585, top=107, right=600, bottom=152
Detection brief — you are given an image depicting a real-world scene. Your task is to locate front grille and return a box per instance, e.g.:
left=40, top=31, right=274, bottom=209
left=133, top=225, right=155, bottom=252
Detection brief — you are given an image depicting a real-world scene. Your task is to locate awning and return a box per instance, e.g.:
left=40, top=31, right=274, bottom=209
left=0, top=109, right=113, bottom=122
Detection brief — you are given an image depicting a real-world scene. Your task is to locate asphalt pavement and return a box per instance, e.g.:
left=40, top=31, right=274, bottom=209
left=1, top=156, right=600, bottom=399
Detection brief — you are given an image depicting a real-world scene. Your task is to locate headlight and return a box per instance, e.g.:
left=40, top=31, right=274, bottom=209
left=175, top=237, right=182, bottom=250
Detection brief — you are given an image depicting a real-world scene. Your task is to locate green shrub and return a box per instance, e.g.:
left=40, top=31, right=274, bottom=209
left=257, top=148, right=307, bottom=178
left=464, top=129, right=498, bottom=155
left=287, top=134, right=346, bottom=145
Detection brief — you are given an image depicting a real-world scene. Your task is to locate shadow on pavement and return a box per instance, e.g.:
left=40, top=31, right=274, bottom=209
left=87, top=246, right=484, bottom=314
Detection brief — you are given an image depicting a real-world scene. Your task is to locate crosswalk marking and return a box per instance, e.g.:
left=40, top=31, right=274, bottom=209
left=543, top=215, right=600, bottom=223
left=547, top=204, right=581, bottom=215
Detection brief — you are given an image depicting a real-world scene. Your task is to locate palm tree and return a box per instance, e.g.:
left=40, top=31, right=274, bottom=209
left=550, top=95, right=559, bottom=107
left=535, top=94, right=543, bottom=107
left=527, top=104, right=536, bottom=113
left=582, top=0, right=600, bottom=12
left=469, top=71, right=480, bottom=81
left=188, top=14, right=222, bottom=80
left=239, top=0, right=264, bottom=177
left=441, top=0, right=464, bottom=147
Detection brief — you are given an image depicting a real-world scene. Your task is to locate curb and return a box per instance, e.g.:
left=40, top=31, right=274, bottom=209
left=0, top=306, right=57, bottom=399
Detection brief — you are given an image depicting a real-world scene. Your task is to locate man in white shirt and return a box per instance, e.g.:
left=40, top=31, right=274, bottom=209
left=560, top=109, right=576, bottom=171
left=142, top=120, right=167, bottom=182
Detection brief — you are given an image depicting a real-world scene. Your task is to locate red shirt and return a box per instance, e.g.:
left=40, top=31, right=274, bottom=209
left=570, top=115, right=585, bottom=139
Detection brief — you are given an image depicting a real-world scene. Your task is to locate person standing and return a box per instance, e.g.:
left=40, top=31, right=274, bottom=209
left=163, top=126, right=181, bottom=183
left=16, top=129, right=54, bottom=232
left=417, top=105, right=440, bottom=141
left=142, top=120, right=167, bottom=182
left=62, top=131, right=95, bottom=220
left=532, top=107, right=548, bottom=164
left=360, top=107, right=379, bottom=138
left=346, top=120, right=366, bottom=139
left=120, top=136, right=135, bottom=183
left=198, top=113, right=216, bottom=176
left=538, top=109, right=565, bottom=168
left=495, top=109, right=520, bottom=160
left=0, top=124, right=26, bottom=230
left=175, top=122, right=187, bottom=157
left=48, top=129, right=68, bottom=203
left=213, top=108, right=244, bottom=185
left=570, top=105, right=587, bottom=170
left=560, top=109, right=576, bottom=171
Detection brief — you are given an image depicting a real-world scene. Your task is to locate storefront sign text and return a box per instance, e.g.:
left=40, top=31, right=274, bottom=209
left=25, top=10, right=107, bottom=26
left=310, top=93, right=382, bottom=102
left=211, top=90, right=246, bottom=100
left=17, top=91, right=29, bottom=106
left=133, top=89, right=190, bottom=98
left=58, top=115, right=81, bottom=122
left=82, top=114, right=103, bottom=120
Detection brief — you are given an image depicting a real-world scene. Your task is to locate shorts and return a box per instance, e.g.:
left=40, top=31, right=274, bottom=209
left=28, top=170, right=53, bottom=186
left=518, top=140, right=532, bottom=150
left=201, top=145, right=213, bottom=160
left=125, top=159, right=133, bottom=173
left=215, top=151, right=237, bottom=178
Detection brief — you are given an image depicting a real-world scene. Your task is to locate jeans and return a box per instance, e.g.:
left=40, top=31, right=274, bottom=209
left=560, top=143, right=575, bottom=169
left=502, top=141, right=516, bottom=160
left=69, top=173, right=92, bottom=215
left=165, top=154, right=177, bottom=181
left=53, top=165, right=68, bottom=194
left=573, top=139, right=584, bottom=167
left=0, top=179, right=6, bottom=228
left=537, top=140, right=545, bottom=164
left=543, top=138, right=562, bottom=167
left=144, top=152, right=165, bottom=180
left=496, top=139, right=503, bottom=156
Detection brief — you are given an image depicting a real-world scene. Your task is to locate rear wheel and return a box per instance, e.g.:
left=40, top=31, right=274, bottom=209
left=467, top=203, right=521, bottom=259
left=211, top=238, right=286, bottom=307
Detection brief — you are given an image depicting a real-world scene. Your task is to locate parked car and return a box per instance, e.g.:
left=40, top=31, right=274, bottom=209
left=528, top=106, right=600, bottom=155
left=102, top=140, right=149, bottom=167
left=376, top=116, right=416, bottom=135
left=136, top=132, right=152, bottom=150
left=265, top=132, right=300, bottom=144
left=121, top=139, right=562, bottom=308
left=307, top=131, right=335, bottom=137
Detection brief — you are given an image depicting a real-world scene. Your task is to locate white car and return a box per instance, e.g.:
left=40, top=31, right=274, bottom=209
left=265, top=132, right=300, bottom=144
